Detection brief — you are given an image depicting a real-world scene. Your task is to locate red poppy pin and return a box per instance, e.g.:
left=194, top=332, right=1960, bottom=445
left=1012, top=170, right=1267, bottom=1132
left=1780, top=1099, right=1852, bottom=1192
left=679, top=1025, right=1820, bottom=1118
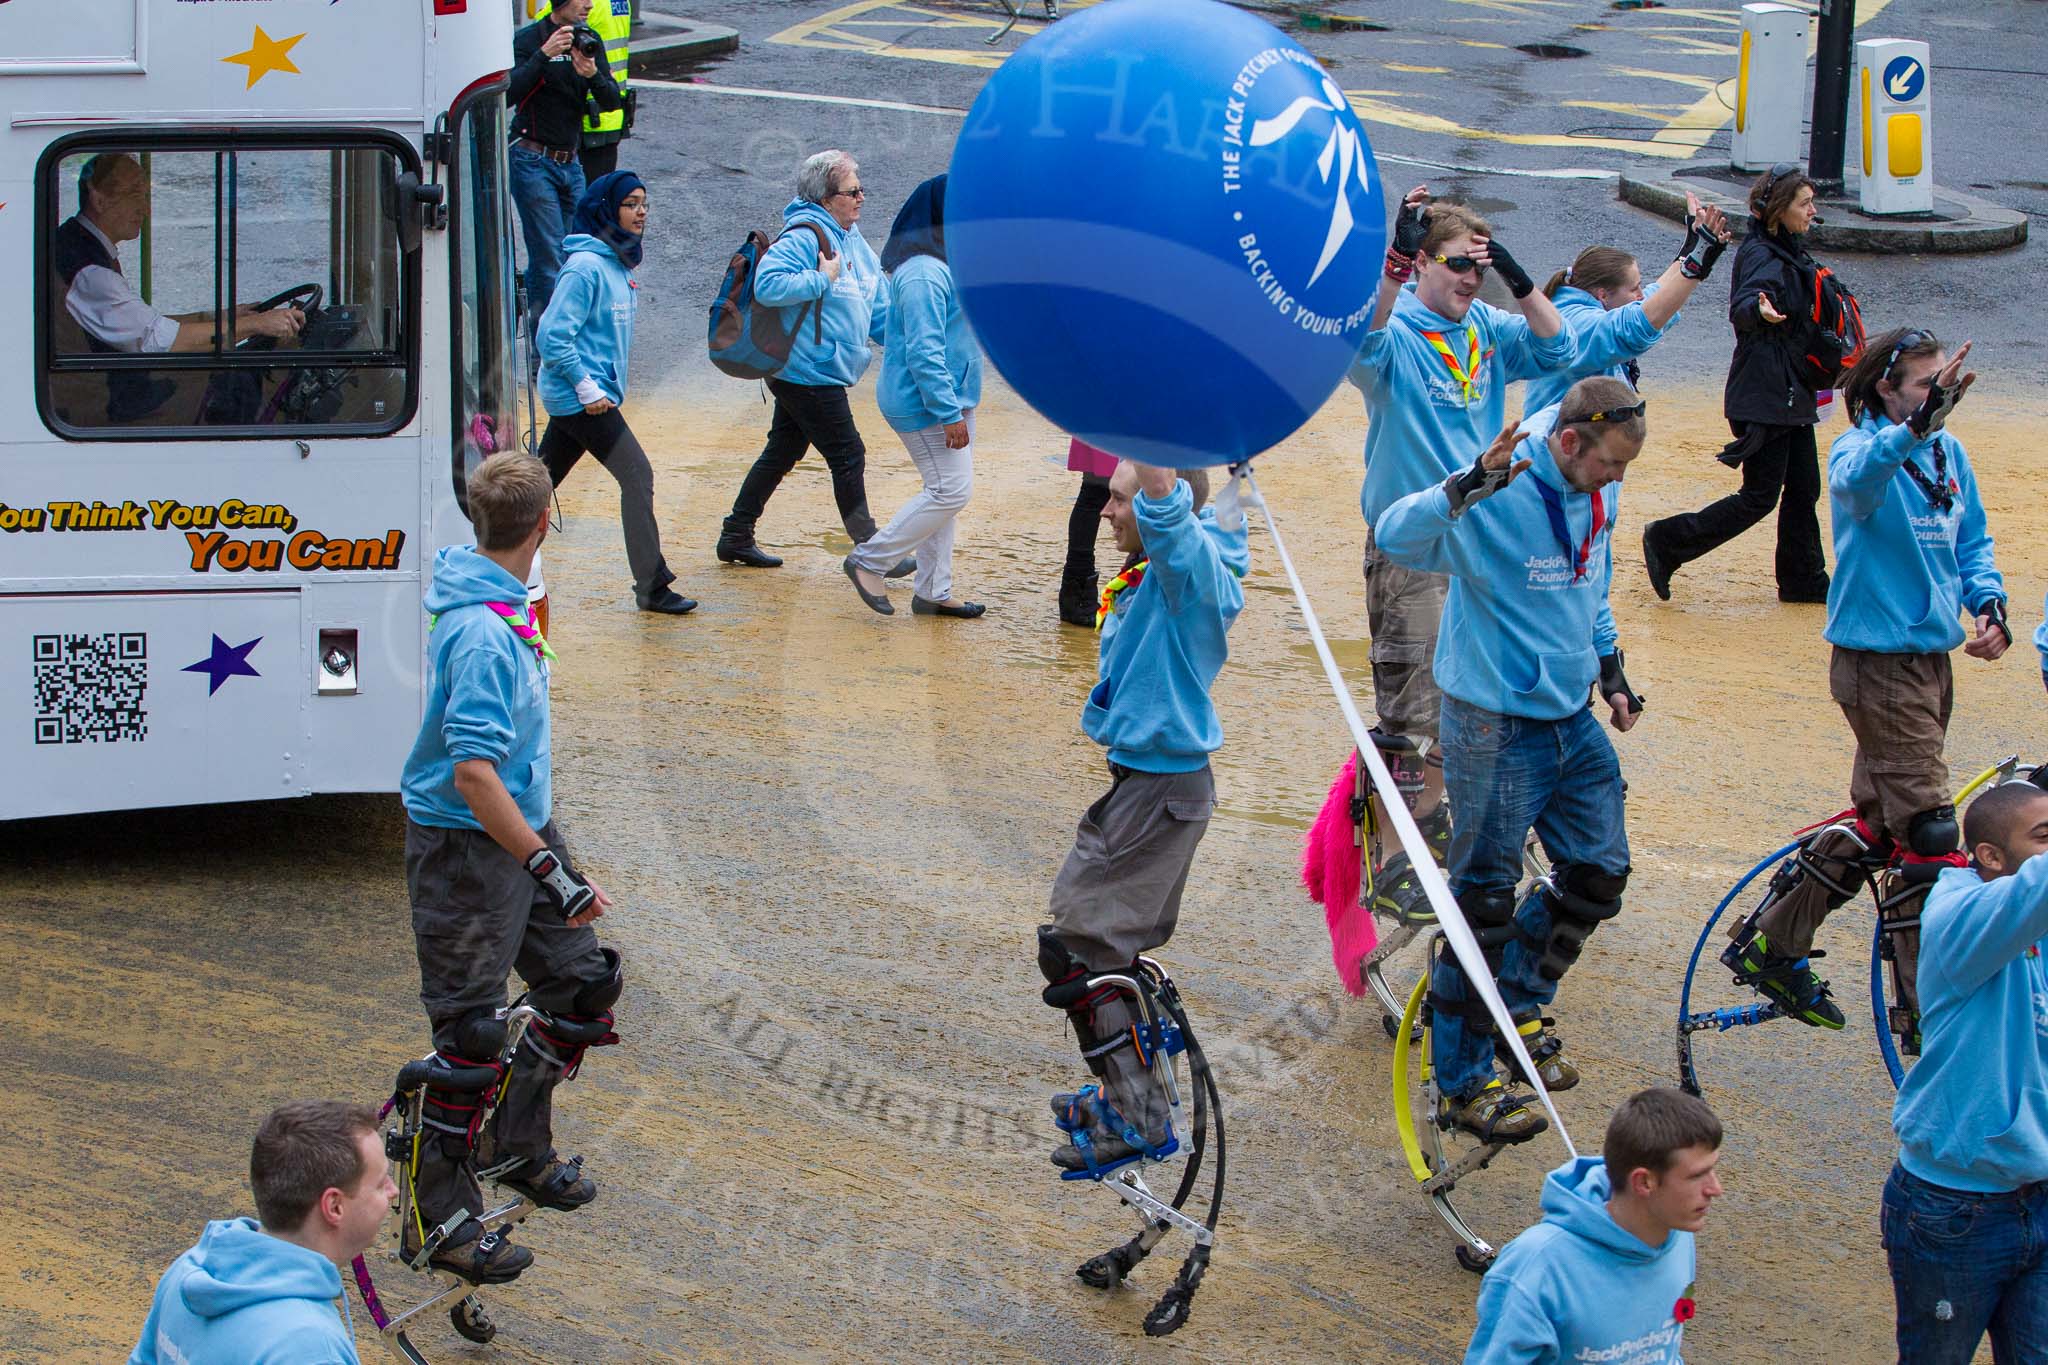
left=1673, top=1297, right=1696, bottom=1323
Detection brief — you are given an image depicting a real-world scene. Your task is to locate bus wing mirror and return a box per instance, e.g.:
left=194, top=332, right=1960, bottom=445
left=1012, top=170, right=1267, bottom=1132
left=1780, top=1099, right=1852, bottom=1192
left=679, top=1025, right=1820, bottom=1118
left=394, top=172, right=447, bottom=253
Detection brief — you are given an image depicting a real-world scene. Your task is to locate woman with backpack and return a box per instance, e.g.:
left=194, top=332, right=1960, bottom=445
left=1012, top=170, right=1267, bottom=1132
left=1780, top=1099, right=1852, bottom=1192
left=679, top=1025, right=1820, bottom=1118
left=1641, top=165, right=1853, bottom=605
left=535, top=170, right=695, bottom=616
left=841, top=175, right=985, bottom=618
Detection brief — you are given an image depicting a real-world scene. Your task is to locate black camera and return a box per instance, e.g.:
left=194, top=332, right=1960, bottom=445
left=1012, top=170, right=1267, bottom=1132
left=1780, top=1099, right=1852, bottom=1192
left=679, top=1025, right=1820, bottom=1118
left=572, top=25, right=604, bottom=58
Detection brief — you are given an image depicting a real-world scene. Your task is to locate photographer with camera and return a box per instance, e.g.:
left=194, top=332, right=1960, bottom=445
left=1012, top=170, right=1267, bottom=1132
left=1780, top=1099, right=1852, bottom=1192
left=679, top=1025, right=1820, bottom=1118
left=508, top=0, right=621, bottom=356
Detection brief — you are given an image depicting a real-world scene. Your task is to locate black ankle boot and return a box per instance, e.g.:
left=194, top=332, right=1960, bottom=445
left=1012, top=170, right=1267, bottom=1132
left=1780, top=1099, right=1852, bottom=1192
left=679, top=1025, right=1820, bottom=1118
left=1058, top=572, right=1099, bottom=627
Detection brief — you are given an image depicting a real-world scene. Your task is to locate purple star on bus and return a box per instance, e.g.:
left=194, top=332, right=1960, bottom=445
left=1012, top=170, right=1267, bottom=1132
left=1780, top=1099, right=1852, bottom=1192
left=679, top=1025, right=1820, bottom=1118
left=183, top=634, right=262, bottom=695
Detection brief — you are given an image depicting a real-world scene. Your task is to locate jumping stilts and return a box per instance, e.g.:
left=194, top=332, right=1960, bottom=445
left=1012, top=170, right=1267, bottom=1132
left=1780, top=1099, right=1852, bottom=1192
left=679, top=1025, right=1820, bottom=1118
left=1052, top=957, right=1225, bottom=1337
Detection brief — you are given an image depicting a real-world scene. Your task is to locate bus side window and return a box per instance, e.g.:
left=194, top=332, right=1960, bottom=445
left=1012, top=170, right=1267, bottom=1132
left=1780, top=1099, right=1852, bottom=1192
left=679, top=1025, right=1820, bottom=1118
left=38, top=139, right=418, bottom=440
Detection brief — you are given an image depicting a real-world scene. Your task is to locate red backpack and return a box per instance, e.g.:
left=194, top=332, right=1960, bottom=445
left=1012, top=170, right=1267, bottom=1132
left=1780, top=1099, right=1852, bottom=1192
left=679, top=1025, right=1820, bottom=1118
left=1796, top=263, right=1865, bottom=391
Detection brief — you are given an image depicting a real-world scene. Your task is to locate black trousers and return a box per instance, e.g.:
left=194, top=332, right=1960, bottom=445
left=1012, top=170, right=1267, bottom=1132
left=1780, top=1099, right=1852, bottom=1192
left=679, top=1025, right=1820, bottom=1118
left=1063, top=471, right=1112, bottom=587
left=539, top=406, right=676, bottom=605
left=1645, top=422, right=1827, bottom=593
left=578, top=140, right=619, bottom=182
left=723, top=379, right=877, bottom=543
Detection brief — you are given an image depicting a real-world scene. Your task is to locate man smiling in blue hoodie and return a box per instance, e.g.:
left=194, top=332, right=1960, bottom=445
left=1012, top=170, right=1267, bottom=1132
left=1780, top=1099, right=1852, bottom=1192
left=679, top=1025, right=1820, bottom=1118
left=131, top=1100, right=396, bottom=1364
left=397, top=452, right=622, bottom=1285
left=1377, top=376, right=1646, bottom=1142
left=1038, top=458, right=1247, bottom=1172
left=1884, top=779, right=2048, bottom=1363
left=1466, top=1087, right=1723, bottom=1364
left=1350, top=190, right=1573, bottom=925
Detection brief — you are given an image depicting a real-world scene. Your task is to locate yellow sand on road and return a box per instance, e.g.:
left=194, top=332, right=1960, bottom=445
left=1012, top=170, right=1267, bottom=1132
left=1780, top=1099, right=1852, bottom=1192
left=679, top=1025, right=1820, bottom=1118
left=5, top=373, right=2039, bottom=1362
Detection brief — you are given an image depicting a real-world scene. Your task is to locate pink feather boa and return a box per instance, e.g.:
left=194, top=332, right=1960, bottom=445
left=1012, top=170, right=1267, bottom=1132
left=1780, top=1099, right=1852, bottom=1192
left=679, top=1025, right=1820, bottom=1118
left=1301, top=750, right=1376, bottom=996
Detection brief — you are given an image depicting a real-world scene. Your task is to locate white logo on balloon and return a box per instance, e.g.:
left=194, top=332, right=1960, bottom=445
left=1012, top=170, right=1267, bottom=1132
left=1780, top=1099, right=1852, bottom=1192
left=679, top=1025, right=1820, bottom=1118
left=1248, top=76, right=1371, bottom=289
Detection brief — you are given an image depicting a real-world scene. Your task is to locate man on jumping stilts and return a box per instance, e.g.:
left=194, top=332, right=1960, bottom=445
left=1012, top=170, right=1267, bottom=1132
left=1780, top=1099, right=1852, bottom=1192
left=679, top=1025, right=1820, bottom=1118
left=1038, top=458, right=1247, bottom=1173
left=1351, top=187, right=1573, bottom=925
left=397, top=452, right=623, bottom=1282
left=1376, top=377, right=1646, bottom=1142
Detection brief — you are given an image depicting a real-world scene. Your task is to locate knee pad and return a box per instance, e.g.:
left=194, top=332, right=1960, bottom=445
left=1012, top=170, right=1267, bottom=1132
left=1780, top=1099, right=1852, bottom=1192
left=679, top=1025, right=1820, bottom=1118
left=1036, top=926, right=1136, bottom=1078
left=1458, top=887, right=1520, bottom=958
left=420, top=1007, right=510, bottom=1156
left=1537, top=865, right=1628, bottom=981
left=1907, top=805, right=1959, bottom=859
left=571, top=948, right=624, bottom=1017
left=447, top=1006, right=508, bottom=1064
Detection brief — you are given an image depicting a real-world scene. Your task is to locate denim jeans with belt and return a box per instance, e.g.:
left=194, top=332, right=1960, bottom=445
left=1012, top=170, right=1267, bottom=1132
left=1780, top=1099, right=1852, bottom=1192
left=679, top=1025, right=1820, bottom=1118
left=509, top=143, right=585, bottom=349
left=1428, top=694, right=1630, bottom=1102
left=1883, top=1162, right=2048, bottom=1364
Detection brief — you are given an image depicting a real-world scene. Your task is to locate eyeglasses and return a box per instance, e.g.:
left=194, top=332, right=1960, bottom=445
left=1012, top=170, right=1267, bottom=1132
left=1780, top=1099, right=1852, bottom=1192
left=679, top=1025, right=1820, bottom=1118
left=1567, top=400, right=1647, bottom=425
left=1431, top=254, right=1486, bottom=276
left=832, top=185, right=865, bottom=200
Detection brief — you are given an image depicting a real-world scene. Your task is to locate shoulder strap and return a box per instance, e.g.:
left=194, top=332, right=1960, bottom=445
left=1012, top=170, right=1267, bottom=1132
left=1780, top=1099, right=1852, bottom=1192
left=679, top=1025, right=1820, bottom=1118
left=775, top=221, right=835, bottom=343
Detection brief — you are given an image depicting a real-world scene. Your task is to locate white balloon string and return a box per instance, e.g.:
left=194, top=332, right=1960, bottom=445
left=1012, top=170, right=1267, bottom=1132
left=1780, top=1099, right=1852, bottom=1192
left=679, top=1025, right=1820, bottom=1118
left=1242, top=467, right=1577, bottom=1159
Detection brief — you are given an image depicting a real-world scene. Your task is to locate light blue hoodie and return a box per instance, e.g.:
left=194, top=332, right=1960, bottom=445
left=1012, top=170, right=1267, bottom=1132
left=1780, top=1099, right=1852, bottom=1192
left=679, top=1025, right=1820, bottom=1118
left=1824, top=413, right=2003, bottom=655
left=1466, top=1157, right=1696, bottom=1365
left=753, top=198, right=889, bottom=389
left=1892, top=853, right=2048, bottom=1193
left=876, top=253, right=982, bottom=433
left=129, top=1218, right=358, bottom=1365
left=1085, top=481, right=1249, bottom=773
left=401, top=546, right=551, bottom=832
left=1524, top=283, right=1673, bottom=413
left=1350, top=289, right=1575, bottom=525
left=537, top=232, right=636, bottom=418
left=1374, top=406, right=1620, bottom=722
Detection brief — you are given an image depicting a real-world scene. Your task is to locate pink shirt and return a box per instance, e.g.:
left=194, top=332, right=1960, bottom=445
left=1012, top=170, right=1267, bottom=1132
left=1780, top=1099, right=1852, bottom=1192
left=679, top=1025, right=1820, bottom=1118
left=1066, top=438, right=1118, bottom=479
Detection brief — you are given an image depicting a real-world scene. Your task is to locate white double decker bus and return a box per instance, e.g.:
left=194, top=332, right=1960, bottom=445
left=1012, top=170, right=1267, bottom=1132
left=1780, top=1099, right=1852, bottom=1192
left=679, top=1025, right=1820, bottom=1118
left=1, top=0, right=529, bottom=819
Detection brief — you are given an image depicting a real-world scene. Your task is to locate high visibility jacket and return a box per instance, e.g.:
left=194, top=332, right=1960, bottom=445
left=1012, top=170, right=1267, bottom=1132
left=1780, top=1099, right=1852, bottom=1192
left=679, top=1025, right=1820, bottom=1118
left=533, top=0, right=630, bottom=141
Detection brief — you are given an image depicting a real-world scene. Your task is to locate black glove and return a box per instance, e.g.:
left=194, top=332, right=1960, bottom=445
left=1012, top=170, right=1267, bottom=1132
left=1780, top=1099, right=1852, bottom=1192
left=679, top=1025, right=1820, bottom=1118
left=1908, top=369, right=1968, bottom=437
left=1677, top=215, right=1728, bottom=281
left=525, top=847, right=596, bottom=917
left=1444, top=457, right=1515, bottom=518
left=1976, top=598, right=2012, bottom=648
left=1485, top=238, right=1536, bottom=299
left=1392, top=201, right=1430, bottom=258
left=1598, top=650, right=1645, bottom=716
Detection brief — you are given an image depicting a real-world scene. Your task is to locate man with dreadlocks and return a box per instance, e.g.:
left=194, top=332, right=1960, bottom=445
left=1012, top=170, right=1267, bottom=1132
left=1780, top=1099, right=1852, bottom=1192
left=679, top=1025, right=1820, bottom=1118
left=1723, top=329, right=2007, bottom=1044
left=1037, top=457, right=1248, bottom=1173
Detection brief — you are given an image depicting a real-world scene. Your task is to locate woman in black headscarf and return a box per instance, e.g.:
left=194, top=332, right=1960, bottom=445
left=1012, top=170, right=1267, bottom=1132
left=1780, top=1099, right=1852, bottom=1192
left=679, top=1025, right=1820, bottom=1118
left=534, top=170, right=694, bottom=615
left=1641, top=165, right=1837, bottom=605
left=842, top=175, right=987, bottom=618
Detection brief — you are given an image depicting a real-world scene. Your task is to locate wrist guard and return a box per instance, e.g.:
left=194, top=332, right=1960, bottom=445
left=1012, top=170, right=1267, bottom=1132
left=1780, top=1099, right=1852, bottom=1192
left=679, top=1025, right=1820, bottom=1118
left=1599, top=650, right=1645, bottom=715
left=1677, top=216, right=1727, bottom=281
left=1392, top=201, right=1430, bottom=257
left=1977, top=598, right=2012, bottom=647
left=525, top=847, right=595, bottom=917
left=1384, top=247, right=1416, bottom=284
left=1444, top=459, right=1513, bottom=518
left=1909, top=372, right=1966, bottom=437
left=1486, top=239, right=1536, bottom=298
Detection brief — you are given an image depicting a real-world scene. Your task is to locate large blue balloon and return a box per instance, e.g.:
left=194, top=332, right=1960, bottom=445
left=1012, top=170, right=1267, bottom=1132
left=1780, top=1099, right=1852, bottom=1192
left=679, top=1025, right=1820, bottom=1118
left=948, top=0, right=1386, bottom=467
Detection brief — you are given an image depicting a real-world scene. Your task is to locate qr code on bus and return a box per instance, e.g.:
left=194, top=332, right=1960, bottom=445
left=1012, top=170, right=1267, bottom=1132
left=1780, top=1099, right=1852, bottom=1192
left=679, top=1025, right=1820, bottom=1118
left=32, top=633, right=149, bottom=744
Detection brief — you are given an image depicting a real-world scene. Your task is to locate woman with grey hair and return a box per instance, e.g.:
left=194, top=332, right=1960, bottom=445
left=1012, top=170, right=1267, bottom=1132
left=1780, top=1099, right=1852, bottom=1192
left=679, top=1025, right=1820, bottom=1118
left=716, top=150, right=906, bottom=576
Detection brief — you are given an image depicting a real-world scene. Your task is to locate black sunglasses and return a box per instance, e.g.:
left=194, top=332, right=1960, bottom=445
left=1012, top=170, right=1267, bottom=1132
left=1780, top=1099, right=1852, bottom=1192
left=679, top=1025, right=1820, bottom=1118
left=1758, top=160, right=1803, bottom=201
left=1567, top=400, right=1647, bottom=425
left=1432, top=253, right=1487, bottom=276
left=1884, top=328, right=1935, bottom=378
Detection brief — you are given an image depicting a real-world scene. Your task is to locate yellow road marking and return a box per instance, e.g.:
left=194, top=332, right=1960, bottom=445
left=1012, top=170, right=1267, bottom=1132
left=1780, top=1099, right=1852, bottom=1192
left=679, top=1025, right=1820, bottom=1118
left=1647, top=34, right=1739, bottom=56
left=1563, top=99, right=1694, bottom=119
left=1385, top=63, right=1452, bottom=74
left=1345, top=92, right=1698, bottom=158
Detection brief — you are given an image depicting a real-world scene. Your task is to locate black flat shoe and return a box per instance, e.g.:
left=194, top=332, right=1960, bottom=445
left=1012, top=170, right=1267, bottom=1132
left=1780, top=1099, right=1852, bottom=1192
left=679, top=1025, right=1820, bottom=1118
left=1642, top=527, right=1674, bottom=602
left=884, top=557, right=917, bottom=580
left=842, top=557, right=893, bottom=615
left=639, top=590, right=698, bottom=615
left=716, top=539, right=782, bottom=568
left=912, top=596, right=986, bottom=619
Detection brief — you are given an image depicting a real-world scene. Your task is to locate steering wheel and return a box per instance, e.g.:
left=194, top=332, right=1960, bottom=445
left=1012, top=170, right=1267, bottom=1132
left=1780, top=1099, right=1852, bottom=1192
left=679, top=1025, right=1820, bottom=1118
left=251, top=282, right=323, bottom=316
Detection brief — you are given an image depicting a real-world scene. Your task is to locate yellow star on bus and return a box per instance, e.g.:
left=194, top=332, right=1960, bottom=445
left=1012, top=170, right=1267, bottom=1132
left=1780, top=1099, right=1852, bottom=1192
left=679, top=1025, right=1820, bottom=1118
left=221, top=26, right=305, bottom=89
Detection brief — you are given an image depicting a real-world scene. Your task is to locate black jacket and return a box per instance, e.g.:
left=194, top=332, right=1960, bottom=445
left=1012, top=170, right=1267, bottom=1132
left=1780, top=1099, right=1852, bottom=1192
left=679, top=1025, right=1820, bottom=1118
left=1722, top=223, right=1824, bottom=428
left=508, top=18, right=621, bottom=152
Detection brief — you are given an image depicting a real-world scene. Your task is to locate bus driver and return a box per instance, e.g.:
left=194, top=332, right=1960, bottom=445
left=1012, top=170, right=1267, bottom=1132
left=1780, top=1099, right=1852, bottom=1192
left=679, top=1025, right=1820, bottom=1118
left=55, top=154, right=305, bottom=420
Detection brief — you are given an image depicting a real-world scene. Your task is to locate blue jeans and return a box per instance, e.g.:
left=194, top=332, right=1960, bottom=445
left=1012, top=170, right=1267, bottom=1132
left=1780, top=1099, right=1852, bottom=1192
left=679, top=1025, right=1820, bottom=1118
left=1429, top=696, right=1630, bottom=1101
left=509, top=143, right=585, bottom=347
left=1883, top=1163, right=2048, bottom=1364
